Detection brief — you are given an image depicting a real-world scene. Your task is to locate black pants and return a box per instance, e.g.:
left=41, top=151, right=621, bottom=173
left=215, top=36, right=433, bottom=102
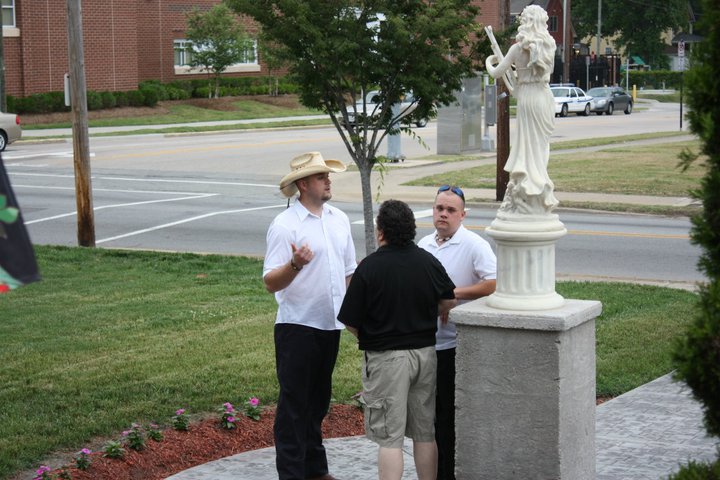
left=436, top=347, right=456, bottom=480
left=274, top=323, right=340, bottom=480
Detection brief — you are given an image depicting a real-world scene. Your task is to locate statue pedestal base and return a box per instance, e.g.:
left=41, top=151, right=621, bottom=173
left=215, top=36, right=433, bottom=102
left=485, top=212, right=566, bottom=310
left=453, top=298, right=601, bottom=479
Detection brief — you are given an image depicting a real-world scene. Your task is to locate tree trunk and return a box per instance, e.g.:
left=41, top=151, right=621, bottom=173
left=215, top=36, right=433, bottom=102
left=358, top=161, right=376, bottom=256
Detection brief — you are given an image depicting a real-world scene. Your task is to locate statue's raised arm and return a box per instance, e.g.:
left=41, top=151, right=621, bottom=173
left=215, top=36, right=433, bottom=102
left=484, top=26, right=515, bottom=94
left=483, top=5, right=558, bottom=216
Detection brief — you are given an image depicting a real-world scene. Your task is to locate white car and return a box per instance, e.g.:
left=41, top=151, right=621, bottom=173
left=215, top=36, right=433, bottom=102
left=0, top=112, right=21, bottom=151
left=550, top=86, right=593, bottom=117
left=344, top=90, right=424, bottom=127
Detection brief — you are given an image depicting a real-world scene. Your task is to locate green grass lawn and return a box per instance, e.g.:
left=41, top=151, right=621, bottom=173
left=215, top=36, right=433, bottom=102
left=22, top=98, right=324, bottom=130
left=409, top=140, right=705, bottom=197
left=0, top=246, right=698, bottom=477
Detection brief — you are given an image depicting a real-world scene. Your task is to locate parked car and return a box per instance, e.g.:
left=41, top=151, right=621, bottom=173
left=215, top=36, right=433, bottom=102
left=550, top=86, right=593, bottom=117
left=587, top=87, right=633, bottom=115
left=0, top=112, right=21, bottom=151
left=344, top=90, right=425, bottom=127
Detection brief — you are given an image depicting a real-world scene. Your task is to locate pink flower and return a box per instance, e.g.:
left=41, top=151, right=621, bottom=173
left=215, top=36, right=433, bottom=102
left=175, top=408, right=185, bottom=416
left=223, top=402, right=234, bottom=412
left=227, top=416, right=236, bottom=423
left=81, top=448, right=92, bottom=455
left=122, top=430, right=130, bottom=437
left=249, top=397, right=259, bottom=407
left=36, top=466, right=51, bottom=475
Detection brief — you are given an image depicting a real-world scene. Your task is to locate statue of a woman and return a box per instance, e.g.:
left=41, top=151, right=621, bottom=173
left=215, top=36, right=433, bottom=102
left=486, top=5, right=558, bottom=215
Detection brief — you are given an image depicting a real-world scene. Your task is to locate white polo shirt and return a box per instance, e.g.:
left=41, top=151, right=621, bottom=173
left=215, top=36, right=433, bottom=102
left=263, top=200, right=357, bottom=331
left=418, top=224, right=497, bottom=350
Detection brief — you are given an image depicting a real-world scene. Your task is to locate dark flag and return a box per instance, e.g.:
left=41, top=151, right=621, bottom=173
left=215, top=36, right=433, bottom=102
left=0, top=153, right=40, bottom=292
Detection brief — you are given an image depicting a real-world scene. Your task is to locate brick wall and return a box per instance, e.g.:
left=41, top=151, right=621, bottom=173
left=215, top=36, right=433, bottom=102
left=3, top=0, right=505, bottom=98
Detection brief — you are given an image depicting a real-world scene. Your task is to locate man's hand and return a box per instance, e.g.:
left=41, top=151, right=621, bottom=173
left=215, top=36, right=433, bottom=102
left=291, top=242, right=314, bottom=268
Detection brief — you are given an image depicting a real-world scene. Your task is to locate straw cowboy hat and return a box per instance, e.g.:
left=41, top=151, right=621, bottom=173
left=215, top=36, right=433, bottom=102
left=279, top=151, right=347, bottom=197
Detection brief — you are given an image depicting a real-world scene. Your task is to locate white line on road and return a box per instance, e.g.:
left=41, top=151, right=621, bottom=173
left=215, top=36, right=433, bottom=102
left=3, top=151, right=88, bottom=160
left=8, top=171, right=276, bottom=188
left=96, top=203, right=286, bottom=244
left=96, top=176, right=277, bottom=188
left=13, top=184, right=218, bottom=196
left=25, top=194, right=218, bottom=224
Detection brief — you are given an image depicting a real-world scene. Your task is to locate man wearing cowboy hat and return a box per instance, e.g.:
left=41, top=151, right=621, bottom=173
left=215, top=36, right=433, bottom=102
left=263, top=151, right=357, bottom=480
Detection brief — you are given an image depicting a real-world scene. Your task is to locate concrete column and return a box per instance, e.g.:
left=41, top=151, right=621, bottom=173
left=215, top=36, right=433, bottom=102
left=453, top=299, right=601, bottom=480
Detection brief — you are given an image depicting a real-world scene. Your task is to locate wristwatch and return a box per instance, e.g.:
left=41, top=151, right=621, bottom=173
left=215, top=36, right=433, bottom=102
left=290, top=259, right=303, bottom=271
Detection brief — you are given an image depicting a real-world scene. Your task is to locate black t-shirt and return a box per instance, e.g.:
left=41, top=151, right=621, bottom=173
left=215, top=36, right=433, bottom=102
left=338, top=243, right=456, bottom=351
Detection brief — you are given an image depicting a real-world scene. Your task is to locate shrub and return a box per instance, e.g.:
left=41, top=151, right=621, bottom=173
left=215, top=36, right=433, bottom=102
left=100, top=91, right=117, bottom=109
left=668, top=459, right=720, bottom=479
left=628, top=70, right=684, bottom=90
left=673, top=0, right=720, bottom=439
left=193, top=86, right=211, bottom=99
left=13, top=95, right=43, bottom=114
left=86, top=90, right=103, bottom=110
left=6, top=95, right=16, bottom=113
left=139, top=80, right=169, bottom=101
left=114, top=91, right=129, bottom=107
left=139, top=86, right=159, bottom=107
left=126, top=90, right=145, bottom=107
left=44, top=92, right=69, bottom=112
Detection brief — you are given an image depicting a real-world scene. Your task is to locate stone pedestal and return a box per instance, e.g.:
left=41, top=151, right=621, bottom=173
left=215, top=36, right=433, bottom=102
left=453, top=299, right=601, bottom=480
left=486, top=212, right=567, bottom=310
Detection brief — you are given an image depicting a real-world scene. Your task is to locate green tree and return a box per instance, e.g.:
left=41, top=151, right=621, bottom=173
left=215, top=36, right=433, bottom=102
left=572, top=0, right=687, bottom=68
left=257, top=32, right=288, bottom=97
left=226, top=0, right=479, bottom=253
left=673, top=0, right=720, bottom=470
left=185, top=4, right=252, bottom=98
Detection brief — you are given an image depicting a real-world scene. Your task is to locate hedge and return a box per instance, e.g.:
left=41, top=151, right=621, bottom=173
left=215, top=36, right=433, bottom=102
left=627, top=70, right=684, bottom=90
left=5, top=76, right=299, bottom=115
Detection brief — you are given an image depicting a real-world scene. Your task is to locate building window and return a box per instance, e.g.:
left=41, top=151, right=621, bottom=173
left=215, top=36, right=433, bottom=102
left=240, top=40, right=258, bottom=65
left=174, top=40, right=194, bottom=67
left=548, top=16, right=558, bottom=32
left=174, top=39, right=258, bottom=67
left=2, top=0, right=15, bottom=28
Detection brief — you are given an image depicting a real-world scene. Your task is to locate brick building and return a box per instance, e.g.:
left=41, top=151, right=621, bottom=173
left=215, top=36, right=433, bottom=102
left=2, top=0, right=259, bottom=97
left=1, top=0, right=561, bottom=98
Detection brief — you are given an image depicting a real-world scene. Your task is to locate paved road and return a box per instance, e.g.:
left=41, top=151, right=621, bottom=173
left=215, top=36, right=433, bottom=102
left=6, top=100, right=702, bottom=285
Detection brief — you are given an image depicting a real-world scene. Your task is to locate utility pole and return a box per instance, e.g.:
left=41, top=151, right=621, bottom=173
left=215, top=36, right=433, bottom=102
left=67, top=0, right=95, bottom=247
left=496, top=0, right=511, bottom=201
left=0, top=22, right=6, bottom=112
left=562, top=0, right=572, bottom=84
left=596, top=0, right=602, bottom=60
left=496, top=82, right=510, bottom=201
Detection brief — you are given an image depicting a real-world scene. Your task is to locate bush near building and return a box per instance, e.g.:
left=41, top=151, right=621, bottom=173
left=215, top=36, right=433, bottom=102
left=5, top=76, right=300, bottom=115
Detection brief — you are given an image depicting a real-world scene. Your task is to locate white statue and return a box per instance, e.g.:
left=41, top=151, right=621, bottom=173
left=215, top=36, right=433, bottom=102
left=485, top=5, right=558, bottom=216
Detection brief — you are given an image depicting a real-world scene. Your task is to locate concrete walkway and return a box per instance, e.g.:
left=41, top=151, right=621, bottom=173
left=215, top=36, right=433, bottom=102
left=166, top=373, right=719, bottom=480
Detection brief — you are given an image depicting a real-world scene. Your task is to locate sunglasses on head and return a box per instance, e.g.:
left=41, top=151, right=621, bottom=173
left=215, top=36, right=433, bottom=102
left=437, top=185, right=465, bottom=201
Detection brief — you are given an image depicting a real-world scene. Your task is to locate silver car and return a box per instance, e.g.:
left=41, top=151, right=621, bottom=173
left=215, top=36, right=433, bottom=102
left=587, top=87, right=633, bottom=115
left=0, top=112, right=22, bottom=151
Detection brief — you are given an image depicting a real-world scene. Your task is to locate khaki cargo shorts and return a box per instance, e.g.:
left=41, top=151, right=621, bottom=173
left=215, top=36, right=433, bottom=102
left=360, top=346, right=437, bottom=448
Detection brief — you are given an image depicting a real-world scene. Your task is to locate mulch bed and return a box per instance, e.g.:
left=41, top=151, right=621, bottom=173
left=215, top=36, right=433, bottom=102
left=43, top=405, right=364, bottom=480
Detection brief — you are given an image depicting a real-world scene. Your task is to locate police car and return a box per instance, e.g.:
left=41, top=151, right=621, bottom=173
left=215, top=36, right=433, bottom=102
left=549, top=84, right=593, bottom=117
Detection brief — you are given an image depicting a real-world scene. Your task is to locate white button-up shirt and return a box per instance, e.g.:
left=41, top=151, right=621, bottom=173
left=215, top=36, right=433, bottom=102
left=418, top=225, right=497, bottom=349
left=263, top=200, right=357, bottom=330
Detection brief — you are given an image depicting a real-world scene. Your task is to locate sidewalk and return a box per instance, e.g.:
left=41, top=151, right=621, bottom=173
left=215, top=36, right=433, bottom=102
left=166, top=373, right=719, bottom=480
left=19, top=114, right=329, bottom=138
